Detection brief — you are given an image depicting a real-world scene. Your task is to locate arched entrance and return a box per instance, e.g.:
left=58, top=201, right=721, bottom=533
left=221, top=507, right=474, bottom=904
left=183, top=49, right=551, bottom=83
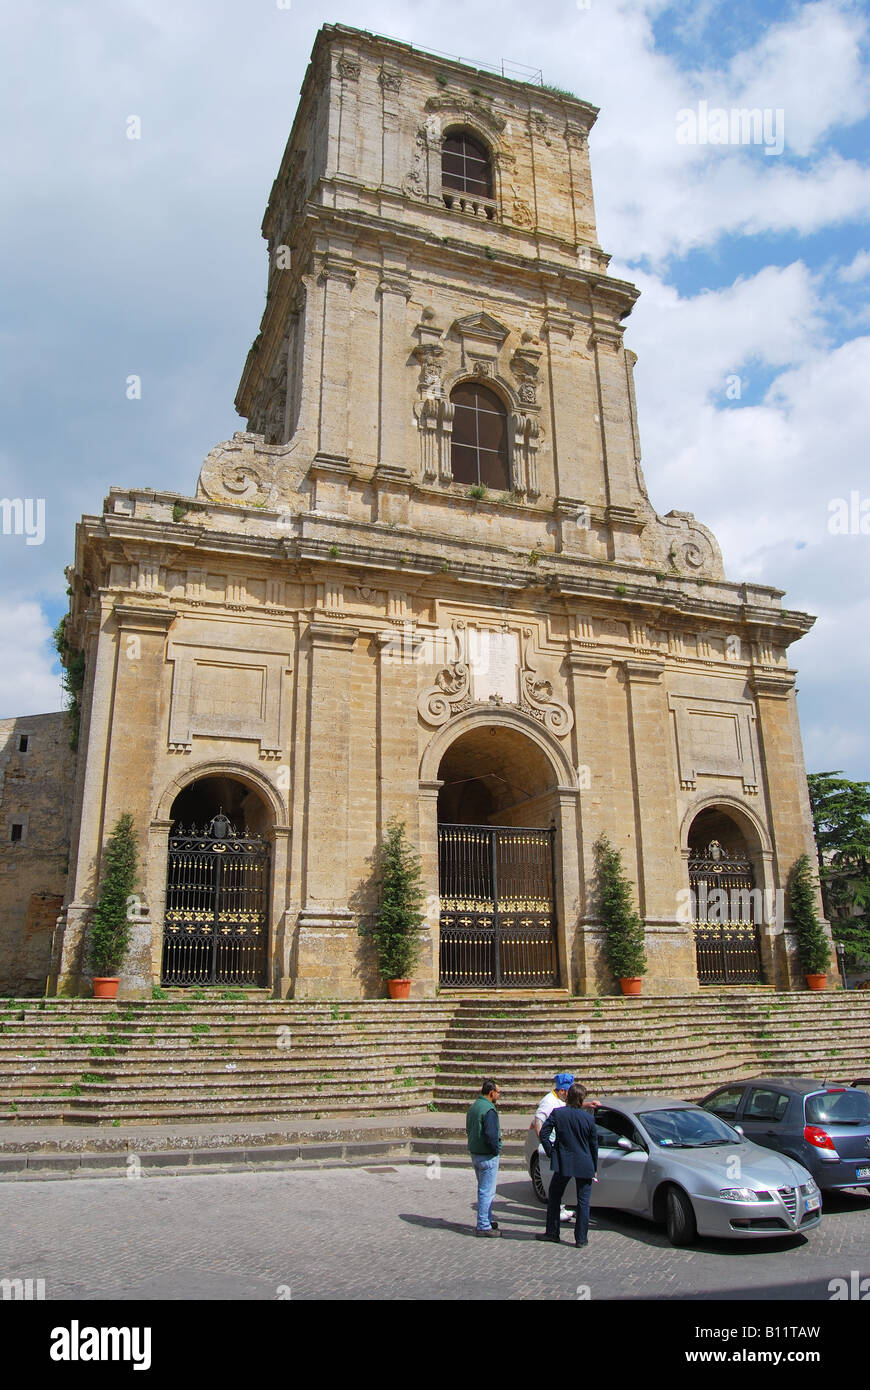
left=436, top=724, right=561, bottom=988
left=687, top=807, right=763, bottom=985
left=161, top=776, right=272, bottom=987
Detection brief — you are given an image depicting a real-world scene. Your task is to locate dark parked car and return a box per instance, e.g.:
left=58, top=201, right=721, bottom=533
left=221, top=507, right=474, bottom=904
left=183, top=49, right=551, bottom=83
left=700, top=1077, right=870, bottom=1193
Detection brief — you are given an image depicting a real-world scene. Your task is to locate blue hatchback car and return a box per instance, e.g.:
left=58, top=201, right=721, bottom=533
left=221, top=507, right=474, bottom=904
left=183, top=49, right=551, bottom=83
left=699, top=1077, right=870, bottom=1194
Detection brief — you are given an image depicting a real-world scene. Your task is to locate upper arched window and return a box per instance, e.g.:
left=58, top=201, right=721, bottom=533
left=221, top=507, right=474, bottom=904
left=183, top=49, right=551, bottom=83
left=441, top=130, right=493, bottom=198
left=450, top=381, right=509, bottom=490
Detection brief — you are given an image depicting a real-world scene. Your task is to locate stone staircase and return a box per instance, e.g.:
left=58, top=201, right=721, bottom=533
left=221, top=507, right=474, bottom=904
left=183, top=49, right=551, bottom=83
left=0, top=998, right=457, bottom=1126
left=0, top=991, right=867, bottom=1126
left=433, top=991, right=870, bottom=1112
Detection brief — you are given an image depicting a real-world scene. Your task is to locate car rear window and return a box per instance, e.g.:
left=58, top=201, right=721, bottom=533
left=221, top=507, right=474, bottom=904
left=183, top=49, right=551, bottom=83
left=805, top=1090, right=870, bottom=1125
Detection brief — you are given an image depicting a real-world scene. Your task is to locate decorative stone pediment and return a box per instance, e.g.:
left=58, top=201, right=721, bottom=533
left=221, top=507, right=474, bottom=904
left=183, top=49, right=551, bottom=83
left=453, top=312, right=510, bottom=346
left=452, top=313, right=510, bottom=375
left=417, top=621, right=573, bottom=737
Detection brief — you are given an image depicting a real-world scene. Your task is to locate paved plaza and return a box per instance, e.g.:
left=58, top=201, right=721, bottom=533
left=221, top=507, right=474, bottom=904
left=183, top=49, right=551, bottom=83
left=1, top=1163, right=868, bottom=1301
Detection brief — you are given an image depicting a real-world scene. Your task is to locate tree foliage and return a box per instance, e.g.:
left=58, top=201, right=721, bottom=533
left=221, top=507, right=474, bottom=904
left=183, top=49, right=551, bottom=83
left=371, top=818, right=426, bottom=981
left=53, top=614, right=85, bottom=751
left=788, top=852, right=831, bottom=976
left=807, top=771, right=870, bottom=969
left=88, top=813, right=138, bottom=977
left=593, top=835, right=647, bottom=981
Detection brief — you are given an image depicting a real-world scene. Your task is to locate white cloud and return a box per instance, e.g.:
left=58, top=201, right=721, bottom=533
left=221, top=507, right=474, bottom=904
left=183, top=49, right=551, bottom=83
left=0, top=603, right=64, bottom=720
left=839, top=249, right=870, bottom=282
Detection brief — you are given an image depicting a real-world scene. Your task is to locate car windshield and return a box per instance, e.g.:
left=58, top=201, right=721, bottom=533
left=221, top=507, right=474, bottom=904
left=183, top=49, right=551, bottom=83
left=640, top=1108, right=740, bottom=1148
left=805, top=1090, right=870, bottom=1125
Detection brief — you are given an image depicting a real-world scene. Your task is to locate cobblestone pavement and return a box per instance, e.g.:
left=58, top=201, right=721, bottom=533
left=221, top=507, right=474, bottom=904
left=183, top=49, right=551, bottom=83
left=1, top=1164, right=868, bottom=1301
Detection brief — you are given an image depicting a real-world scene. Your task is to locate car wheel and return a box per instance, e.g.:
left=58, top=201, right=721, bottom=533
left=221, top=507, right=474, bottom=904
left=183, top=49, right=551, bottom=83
left=665, top=1185, right=697, bottom=1247
left=530, top=1154, right=548, bottom=1205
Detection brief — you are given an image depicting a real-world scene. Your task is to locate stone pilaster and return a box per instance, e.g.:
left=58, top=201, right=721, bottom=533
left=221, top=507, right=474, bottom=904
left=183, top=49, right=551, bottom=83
left=622, top=658, right=697, bottom=994
left=316, top=252, right=357, bottom=461
left=377, top=263, right=412, bottom=472
left=751, top=671, right=832, bottom=988
left=294, top=620, right=359, bottom=997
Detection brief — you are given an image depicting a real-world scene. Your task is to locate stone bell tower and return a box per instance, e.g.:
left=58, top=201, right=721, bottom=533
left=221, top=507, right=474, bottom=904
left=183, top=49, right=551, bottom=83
left=226, top=22, right=715, bottom=580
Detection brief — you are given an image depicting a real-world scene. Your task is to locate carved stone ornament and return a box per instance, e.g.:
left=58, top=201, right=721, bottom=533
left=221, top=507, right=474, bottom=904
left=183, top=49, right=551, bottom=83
left=417, top=620, right=472, bottom=724
left=402, top=127, right=428, bottom=199
left=379, top=67, right=402, bottom=92
left=424, top=94, right=506, bottom=135
left=511, top=198, right=534, bottom=229
left=196, top=433, right=294, bottom=507
left=651, top=510, right=725, bottom=582
left=417, top=621, right=573, bottom=737
left=519, top=628, right=573, bottom=735
left=337, top=55, right=361, bottom=82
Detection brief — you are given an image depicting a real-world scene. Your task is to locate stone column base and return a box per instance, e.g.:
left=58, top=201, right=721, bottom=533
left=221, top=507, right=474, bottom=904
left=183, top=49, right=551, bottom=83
left=572, top=920, right=700, bottom=996
left=292, top=909, right=366, bottom=999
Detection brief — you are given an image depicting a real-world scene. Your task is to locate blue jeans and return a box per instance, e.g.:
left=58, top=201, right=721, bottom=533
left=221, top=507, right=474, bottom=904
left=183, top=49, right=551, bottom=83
left=471, top=1154, right=500, bottom=1230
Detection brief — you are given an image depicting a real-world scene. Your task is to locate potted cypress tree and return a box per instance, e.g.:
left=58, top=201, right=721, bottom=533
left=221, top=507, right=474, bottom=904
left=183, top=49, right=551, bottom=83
left=789, top=852, right=831, bottom=989
left=88, top=812, right=138, bottom=998
left=372, top=817, right=425, bottom=999
left=594, top=835, right=647, bottom=995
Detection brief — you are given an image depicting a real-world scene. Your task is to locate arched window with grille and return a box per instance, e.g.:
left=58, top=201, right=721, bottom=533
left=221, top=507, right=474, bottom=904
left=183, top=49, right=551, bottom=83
left=450, top=381, right=509, bottom=489
left=441, top=129, right=495, bottom=218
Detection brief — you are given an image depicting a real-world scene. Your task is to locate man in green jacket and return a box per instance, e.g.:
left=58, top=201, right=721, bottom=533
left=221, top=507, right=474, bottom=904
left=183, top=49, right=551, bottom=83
left=465, top=1079, right=502, bottom=1237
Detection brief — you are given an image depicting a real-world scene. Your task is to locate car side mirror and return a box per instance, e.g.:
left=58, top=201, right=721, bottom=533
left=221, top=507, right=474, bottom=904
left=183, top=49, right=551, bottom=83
left=734, top=1125, right=744, bottom=1137
left=617, top=1137, right=633, bottom=1151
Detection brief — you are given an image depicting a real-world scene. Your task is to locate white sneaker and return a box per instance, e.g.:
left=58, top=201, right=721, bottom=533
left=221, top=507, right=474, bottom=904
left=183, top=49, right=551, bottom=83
left=559, top=1206, right=574, bottom=1222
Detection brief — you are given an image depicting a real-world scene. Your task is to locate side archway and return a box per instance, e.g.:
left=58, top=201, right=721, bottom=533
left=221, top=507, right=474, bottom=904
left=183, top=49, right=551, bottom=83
left=149, top=762, right=290, bottom=992
left=682, top=801, right=770, bottom=986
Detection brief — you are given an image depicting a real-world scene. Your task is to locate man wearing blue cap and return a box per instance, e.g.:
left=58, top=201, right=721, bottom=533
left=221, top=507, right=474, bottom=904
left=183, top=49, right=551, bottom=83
left=534, top=1072, right=575, bottom=1224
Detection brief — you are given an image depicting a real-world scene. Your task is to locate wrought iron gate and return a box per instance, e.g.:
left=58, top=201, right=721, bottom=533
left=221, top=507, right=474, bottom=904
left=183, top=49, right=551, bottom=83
left=689, top=840, right=763, bottom=985
left=161, top=813, right=270, bottom=987
left=438, top=824, right=558, bottom=987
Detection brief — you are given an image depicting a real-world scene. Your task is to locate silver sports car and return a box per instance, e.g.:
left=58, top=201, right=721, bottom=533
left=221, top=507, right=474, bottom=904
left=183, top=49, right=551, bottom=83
left=525, top=1096, right=822, bottom=1245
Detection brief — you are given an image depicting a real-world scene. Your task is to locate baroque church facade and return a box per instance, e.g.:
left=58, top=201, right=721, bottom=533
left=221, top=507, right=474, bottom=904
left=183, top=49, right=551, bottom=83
left=42, top=23, right=824, bottom=1000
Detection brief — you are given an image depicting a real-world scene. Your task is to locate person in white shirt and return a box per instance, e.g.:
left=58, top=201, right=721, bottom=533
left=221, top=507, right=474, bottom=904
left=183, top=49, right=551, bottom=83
left=534, top=1071, right=575, bottom=1223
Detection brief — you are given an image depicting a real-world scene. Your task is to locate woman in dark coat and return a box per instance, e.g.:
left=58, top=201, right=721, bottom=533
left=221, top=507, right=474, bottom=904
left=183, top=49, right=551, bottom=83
left=537, top=1082, right=599, bottom=1246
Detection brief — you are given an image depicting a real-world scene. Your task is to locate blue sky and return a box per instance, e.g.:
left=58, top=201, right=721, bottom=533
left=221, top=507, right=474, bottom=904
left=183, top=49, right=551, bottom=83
left=2, top=0, right=869, bottom=780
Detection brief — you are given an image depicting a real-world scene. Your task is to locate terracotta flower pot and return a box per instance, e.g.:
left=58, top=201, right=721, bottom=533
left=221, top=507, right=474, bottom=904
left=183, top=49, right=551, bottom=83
left=387, top=978, right=411, bottom=1000
left=805, top=973, right=827, bottom=991
left=92, top=977, right=120, bottom=999
left=619, top=977, right=642, bottom=996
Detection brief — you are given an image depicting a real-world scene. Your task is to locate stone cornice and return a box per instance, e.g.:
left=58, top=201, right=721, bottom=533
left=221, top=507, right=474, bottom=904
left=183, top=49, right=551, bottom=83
left=112, top=603, right=177, bottom=632
left=78, top=509, right=815, bottom=644
left=306, top=620, right=359, bottom=650
left=566, top=652, right=611, bottom=677
left=621, top=657, right=666, bottom=683
left=750, top=670, right=797, bottom=698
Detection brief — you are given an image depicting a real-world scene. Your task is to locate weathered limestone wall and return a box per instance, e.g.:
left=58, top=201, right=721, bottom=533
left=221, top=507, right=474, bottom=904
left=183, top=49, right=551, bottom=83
left=0, top=713, right=75, bottom=995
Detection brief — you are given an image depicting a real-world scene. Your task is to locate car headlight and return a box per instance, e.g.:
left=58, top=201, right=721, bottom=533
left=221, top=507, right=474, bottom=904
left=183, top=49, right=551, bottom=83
left=719, top=1187, right=763, bottom=1202
left=800, top=1179, right=819, bottom=1196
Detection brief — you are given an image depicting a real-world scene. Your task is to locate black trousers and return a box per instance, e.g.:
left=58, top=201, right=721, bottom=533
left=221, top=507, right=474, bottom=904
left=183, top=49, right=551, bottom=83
left=546, top=1173, right=593, bottom=1243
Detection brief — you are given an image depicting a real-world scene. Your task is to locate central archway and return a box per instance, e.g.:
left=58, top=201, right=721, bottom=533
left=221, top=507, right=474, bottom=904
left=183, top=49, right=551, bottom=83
left=433, top=720, right=566, bottom=988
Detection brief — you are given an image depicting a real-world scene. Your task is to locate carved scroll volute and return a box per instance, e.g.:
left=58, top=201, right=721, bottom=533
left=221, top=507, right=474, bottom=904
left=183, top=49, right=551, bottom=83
left=417, top=620, right=470, bottom=725
left=525, top=415, right=541, bottom=498
left=520, top=627, right=573, bottom=736
left=508, top=413, right=541, bottom=498
left=439, top=397, right=455, bottom=481
left=510, top=412, right=527, bottom=495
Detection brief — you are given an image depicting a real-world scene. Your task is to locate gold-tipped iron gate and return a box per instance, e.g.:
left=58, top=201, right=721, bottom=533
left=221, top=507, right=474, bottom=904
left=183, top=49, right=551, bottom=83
left=689, top=841, right=763, bottom=985
left=161, top=814, right=270, bottom=987
left=438, top=824, right=559, bottom=987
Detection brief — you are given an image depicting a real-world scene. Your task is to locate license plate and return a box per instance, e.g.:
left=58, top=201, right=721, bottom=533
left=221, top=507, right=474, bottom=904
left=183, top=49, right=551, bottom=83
left=857, top=1166, right=870, bottom=1180
left=805, top=1195, right=821, bottom=1211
